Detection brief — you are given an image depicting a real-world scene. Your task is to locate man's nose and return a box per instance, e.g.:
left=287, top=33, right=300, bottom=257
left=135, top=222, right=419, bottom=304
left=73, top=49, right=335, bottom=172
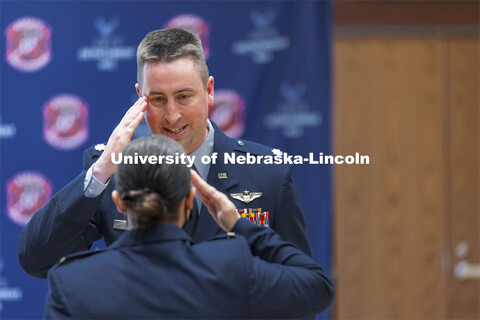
left=164, top=100, right=182, bottom=124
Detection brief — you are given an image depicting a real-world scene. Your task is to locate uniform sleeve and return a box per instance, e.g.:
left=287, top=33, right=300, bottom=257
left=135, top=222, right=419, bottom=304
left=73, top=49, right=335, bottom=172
left=44, top=268, right=74, bottom=319
left=18, top=148, right=104, bottom=279
left=232, top=219, right=334, bottom=319
left=84, top=164, right=110, bottom=198
left=272, top=165, right=312, bottom=256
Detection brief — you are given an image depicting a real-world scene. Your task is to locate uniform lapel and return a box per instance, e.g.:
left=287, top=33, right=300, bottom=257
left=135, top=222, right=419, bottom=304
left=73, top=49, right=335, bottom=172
left=193, top=123, right=239, bottom=242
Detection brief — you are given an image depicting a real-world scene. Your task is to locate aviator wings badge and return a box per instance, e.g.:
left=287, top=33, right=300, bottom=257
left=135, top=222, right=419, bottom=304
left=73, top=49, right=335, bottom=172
left=230, top=190, right=262, bottom=204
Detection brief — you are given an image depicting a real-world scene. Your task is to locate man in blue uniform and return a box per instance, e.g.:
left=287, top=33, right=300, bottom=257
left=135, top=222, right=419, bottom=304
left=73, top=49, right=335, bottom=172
left=18, top=28, right=312, bottom=279
left=44, top=135, right=334, bottom=319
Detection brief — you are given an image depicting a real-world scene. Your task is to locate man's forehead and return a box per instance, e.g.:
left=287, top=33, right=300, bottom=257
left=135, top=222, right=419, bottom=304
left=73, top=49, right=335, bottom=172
left=143, top=57, right=196, bottom=70
left=144, top=59, right=201, bottom=81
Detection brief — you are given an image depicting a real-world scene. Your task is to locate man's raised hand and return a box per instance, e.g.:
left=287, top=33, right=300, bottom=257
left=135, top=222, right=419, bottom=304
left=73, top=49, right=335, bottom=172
left=92, top=96, right=147, bottom=183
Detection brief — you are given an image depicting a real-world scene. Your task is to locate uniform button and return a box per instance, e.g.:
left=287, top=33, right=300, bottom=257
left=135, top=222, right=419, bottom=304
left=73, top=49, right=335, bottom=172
left=237, top=140, right=245, bottom=147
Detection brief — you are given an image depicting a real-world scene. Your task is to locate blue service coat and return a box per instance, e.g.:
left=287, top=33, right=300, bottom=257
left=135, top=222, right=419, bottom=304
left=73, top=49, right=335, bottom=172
left=44, top=219, right=334, bottom=319
left=19, top=123, right=312, bottom=278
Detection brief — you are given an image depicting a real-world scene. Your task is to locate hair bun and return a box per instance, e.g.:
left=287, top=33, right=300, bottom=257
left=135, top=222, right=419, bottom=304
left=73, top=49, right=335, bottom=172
left=121, top=188, right=169, bottom=227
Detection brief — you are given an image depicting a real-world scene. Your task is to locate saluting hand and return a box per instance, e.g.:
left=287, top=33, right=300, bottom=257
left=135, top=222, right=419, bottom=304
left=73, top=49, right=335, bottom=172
left=93, top=96, right=147, bottom=183
left=190, top=170, right=240, bottom=232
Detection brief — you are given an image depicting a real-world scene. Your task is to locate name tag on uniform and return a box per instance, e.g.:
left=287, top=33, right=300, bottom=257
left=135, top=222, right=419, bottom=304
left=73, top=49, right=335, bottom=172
left=113, top=219, right=128, bottom=230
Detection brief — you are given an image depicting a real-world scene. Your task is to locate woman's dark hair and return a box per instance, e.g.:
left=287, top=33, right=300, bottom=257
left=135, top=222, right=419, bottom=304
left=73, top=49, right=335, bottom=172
left=114, top=135, right=191, bottom=227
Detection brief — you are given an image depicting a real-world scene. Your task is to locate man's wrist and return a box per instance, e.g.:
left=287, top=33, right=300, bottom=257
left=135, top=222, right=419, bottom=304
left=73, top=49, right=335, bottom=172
left=92, top=157, right=113, bottom=184
left=84, top=164, right=109, bottom=198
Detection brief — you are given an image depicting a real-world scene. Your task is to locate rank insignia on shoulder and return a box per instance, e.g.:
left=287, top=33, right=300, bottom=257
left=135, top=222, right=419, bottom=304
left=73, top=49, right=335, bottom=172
left=237, top=208, right=270, bottom=227
left=208, top=233, right=237, bottom=241
left=94, top=143, right=107, bottom=152
left=113, top=219, right=128, bottom=230
left=230, top=190, right=262, bottom=204
left=58, top=249, right=104, bottom=265
left=272, top=148, right=283, bottom=157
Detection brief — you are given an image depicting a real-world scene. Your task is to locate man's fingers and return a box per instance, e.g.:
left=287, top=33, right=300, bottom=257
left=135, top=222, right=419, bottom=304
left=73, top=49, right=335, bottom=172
left=127, top=98, right=147, bottom=124
left=110, top=97, right=147, bottom=144
left=127, top=111, right=144, bottom=137
left=122, top=97, right=147, bottom=126
left=122, top=96, right=143, bottom=119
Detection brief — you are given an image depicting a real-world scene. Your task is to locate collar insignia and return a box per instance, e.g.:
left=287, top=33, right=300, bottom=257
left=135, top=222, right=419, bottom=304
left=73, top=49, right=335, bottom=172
left=94, top=143, right=107, bottom=152
left=272, top=148, right=283, bottom=156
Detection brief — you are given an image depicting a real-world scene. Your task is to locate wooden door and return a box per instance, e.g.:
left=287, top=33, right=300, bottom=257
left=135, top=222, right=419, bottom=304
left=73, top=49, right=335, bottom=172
left=334, top=36, right=479, bottom=319
left=448, top=38, right=479, bottom=319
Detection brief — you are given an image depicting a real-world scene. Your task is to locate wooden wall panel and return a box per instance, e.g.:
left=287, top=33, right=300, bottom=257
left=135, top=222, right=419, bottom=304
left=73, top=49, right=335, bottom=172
left=448, top=38, right=480, bottom=319
left=334, top=38, right=449, bottom=318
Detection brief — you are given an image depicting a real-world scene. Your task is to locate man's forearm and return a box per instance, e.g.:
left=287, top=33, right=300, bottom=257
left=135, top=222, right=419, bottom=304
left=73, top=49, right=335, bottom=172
left=18, top=172, right=103, bottom=278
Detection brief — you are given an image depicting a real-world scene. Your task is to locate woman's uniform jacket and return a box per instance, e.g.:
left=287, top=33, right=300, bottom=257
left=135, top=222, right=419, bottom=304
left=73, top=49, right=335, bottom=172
left=44, top=219, right=335, bottom=319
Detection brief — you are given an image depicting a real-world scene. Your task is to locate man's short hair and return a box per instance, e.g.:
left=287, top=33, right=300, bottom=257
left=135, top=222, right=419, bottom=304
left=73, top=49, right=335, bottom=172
left=137, top=28, right=209, bottom=90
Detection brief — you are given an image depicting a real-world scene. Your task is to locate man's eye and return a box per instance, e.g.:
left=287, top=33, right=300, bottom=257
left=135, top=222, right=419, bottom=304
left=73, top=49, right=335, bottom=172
left=179, top=94, right=190, bottom=100
left=151, top=96, right=165, bottom=102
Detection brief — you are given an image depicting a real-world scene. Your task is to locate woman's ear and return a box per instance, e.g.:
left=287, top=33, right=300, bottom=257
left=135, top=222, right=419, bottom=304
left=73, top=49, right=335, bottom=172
left=186, top=187, right=195, bottom=211
left=112, top=190, right=126, bottom=213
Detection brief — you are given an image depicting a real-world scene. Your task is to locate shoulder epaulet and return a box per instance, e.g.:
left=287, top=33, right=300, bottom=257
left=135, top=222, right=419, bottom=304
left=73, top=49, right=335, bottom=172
left=83, top=143, right=107, bottom=167
left=207, top=232, right=237, bottom=241
left=232, top=138, right=281, bottom=157
left=84, top=143, right=107, bottom=159
left=57, top=249, right=105, bottom=266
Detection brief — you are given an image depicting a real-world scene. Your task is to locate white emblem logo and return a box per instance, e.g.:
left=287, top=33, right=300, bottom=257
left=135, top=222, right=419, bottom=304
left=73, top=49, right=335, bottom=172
left=272, top=148, right=283, bottom=157
left=232, top=9, right=289, bottom=64
left=0, top=259, right=23, bottom=310
left=0, top=114, right=17, bottom=139
left=264, top=83, right=322, bottom=138
left=77, top=17, right=135, bottom=71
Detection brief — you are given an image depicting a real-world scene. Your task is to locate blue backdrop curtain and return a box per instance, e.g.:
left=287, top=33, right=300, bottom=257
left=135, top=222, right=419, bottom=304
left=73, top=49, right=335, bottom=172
left=0, top=1, right=332, bottom=318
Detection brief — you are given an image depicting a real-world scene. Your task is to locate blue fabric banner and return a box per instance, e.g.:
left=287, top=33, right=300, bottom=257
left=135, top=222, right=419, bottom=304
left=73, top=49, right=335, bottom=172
left=1, top=1, right=332, bottom=318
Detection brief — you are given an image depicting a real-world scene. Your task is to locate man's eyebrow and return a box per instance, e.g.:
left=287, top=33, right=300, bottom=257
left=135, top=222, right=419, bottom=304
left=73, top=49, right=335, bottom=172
left=175, top=88, right=195, bottom=94
left=148, top=88, right=195, bottom=95
left=148, top=91, right=165, bottom=95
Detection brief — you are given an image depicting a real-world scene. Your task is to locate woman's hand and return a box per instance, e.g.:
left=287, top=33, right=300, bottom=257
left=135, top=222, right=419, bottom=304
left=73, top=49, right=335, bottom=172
left=190, top=170, right=239, bottom=232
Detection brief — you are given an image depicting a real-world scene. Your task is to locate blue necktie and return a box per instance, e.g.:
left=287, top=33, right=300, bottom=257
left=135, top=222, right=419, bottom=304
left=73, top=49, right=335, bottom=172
left=183, top=165, right=199, bottom=237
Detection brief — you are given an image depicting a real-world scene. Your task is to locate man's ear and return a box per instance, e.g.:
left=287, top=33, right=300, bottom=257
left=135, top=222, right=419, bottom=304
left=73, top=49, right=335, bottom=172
left=207, top=76, right=214, bottom=107
left=135, top=83, right=141, bottom=97
left=112, top=190, right=126, bottom=213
